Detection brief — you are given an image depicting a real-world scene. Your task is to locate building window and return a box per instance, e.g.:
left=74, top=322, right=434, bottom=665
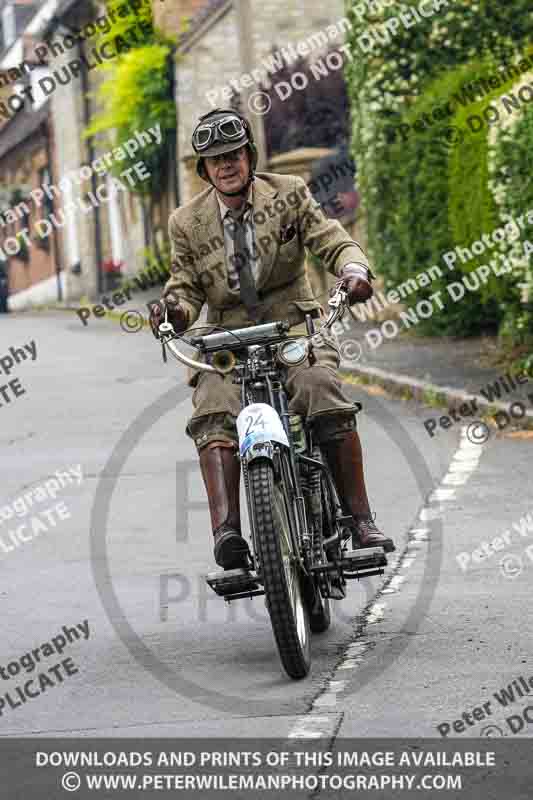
left=1, top=5, right=16, bottom=50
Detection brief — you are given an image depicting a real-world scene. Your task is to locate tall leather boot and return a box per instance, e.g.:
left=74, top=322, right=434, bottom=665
left=321, top=430, right=395, bottom=553
left=199, top=443, right=251, bottom=569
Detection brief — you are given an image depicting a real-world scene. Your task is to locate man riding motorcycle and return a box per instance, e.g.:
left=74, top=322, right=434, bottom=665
left=150, top=108, right=395, bottom=570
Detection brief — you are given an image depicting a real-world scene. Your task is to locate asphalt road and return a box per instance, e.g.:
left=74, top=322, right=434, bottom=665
left=0, top=310, right=531, bottom=744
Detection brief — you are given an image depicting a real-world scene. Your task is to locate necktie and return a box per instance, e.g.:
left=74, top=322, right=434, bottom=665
left=229, top=209, right=261, bottom=322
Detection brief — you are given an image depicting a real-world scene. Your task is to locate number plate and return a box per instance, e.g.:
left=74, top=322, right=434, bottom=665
left=237, top=403, right=290, bottom=457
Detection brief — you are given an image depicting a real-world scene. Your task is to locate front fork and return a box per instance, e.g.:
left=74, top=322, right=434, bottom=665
left=237, top=364, right=312, bottom=574
left=241, top=440, right=310, bottom=578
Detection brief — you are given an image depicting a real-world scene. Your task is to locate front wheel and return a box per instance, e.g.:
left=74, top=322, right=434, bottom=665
left=248, top=456, right=311, bottom=679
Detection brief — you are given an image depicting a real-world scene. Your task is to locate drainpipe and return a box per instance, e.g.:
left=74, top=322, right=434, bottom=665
left=79, top=53, right=104, bottom=296
left=42, top=118, right=63, bottom=302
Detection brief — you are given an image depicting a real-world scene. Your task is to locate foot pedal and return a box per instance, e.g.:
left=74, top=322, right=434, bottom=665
left=327, top=579, right=346, bottom=600
left=206, top=568, right=261, bottom=597
left=341, top=547, right=387, bottom=571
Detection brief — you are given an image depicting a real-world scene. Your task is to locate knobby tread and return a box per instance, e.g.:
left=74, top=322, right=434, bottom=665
left=248, top=458, right=311, bottom=679
left=308, top=446, right=331, bottom=633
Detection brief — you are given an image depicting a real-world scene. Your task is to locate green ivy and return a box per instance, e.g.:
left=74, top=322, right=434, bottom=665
left=491, top=103, right=533, bottom=357
left=345, top=0, right=533, bottom=336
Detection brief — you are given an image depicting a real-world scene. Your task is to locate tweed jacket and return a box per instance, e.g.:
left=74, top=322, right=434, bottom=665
left=163, top=172, right=370, bottom=387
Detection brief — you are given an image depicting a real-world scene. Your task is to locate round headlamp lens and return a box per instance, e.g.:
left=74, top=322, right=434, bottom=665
left=277, top=339, right=309, bottom=366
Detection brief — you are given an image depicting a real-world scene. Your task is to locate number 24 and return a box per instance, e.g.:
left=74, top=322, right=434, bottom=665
left=245, top=411, right=265, bottom=435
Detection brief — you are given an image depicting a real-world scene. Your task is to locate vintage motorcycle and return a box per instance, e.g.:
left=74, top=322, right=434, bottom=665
left=157, top=286, right=387, bottom=680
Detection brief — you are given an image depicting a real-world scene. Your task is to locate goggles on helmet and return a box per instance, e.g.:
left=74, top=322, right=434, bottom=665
left=192, top=114, right=247, bottom=152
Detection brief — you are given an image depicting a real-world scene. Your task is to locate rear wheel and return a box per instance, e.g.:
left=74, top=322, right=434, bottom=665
left=248, top=455, right=311, bottom=679
left=307, top=448, right=331, bottom=633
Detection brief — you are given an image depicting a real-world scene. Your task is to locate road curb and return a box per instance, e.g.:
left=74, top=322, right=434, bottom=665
left=339, top=361, right=533, bottom=431
left=22, top=303, right=150, bottom=330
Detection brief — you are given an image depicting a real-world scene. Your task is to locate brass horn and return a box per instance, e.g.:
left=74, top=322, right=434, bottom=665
left=212, top=349, right=237, bottom=374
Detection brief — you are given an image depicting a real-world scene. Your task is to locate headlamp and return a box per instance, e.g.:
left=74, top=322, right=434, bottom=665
left=277, top=339, right=309, bottom=367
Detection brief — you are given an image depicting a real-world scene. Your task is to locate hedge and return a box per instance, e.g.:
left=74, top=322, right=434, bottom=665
left=345, top=0, right=533, bottom=337
left=489, top=98, right=533, bottom=363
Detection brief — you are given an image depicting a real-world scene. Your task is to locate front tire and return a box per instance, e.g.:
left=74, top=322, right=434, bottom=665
left=248, top=456, right=311, bottom=679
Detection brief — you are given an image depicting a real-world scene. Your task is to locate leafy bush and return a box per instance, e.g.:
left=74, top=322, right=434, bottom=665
left=85, top=0, right=177, bottom=198
left=490, top=102, right=533, bottom=362
left=345, top=0, right=533, bottom=336
left=84, top=0, right=180, bottom=267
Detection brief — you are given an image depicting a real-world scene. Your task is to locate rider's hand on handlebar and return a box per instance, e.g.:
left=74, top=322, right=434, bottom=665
left=336, top=264, right=374, bottom=305
left=149, top=298, right=188, bottom=339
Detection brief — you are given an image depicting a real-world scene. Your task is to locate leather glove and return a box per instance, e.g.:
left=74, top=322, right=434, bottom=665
left=149, top=298, right=188, bottom=339
left=335, top=264, right=374, bottom=305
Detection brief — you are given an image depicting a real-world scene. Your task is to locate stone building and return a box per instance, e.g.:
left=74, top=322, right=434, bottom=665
left=0, top=0, right=148, bottom=309
left=40, top=0, right=147, bottom=303
left=154, top=0, right=349, bottom=201
left=0, top=0, right=62, bottom=310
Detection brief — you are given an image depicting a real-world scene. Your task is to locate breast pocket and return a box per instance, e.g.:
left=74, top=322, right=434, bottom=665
left=272, top=224, right=301, bottom=277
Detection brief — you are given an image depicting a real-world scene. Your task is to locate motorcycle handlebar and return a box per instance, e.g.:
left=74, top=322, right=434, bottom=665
left=158, top=286, right=348, bottom=375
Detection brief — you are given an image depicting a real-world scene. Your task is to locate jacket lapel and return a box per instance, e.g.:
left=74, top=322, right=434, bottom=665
left=252, top=177, right=279, bottom=290
left=192, top=189, right=223, bottom=254
left=192, top=190, right=236, bottom=298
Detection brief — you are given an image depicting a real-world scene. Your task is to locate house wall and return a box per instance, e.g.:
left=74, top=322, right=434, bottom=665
left=0, top=123, right=61, bottom=306
left=1, top=0, right=148, bottom=308
left=165, top=0, right=346, bottom=203
left=47, top=12, right=146, bottom=302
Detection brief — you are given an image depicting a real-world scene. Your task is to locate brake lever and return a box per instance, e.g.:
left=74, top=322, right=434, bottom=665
left=328, top=286, right=347, bottom=310
left=161, top=304, right=169, bottom=362
left=322, top=287, right=348, bottom=331
left=158, top=319, right=175, bottom=364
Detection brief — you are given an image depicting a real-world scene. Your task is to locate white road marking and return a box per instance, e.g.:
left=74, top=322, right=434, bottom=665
left=429, top=488, right=456, bottom=501
left=382, top=574, right=406, bottom=594
left=367, top=602, right=386, bottom=624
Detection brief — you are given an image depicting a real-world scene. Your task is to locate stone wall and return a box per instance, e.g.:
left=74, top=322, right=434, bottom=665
left=171, top=0, right=346, bottom=203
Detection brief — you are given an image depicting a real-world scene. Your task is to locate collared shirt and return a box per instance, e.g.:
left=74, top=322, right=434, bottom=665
left=217, top=187, right=261, bottom=292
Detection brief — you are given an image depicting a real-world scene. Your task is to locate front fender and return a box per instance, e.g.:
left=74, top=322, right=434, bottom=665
left=237, top=403, right=290, bottom=464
